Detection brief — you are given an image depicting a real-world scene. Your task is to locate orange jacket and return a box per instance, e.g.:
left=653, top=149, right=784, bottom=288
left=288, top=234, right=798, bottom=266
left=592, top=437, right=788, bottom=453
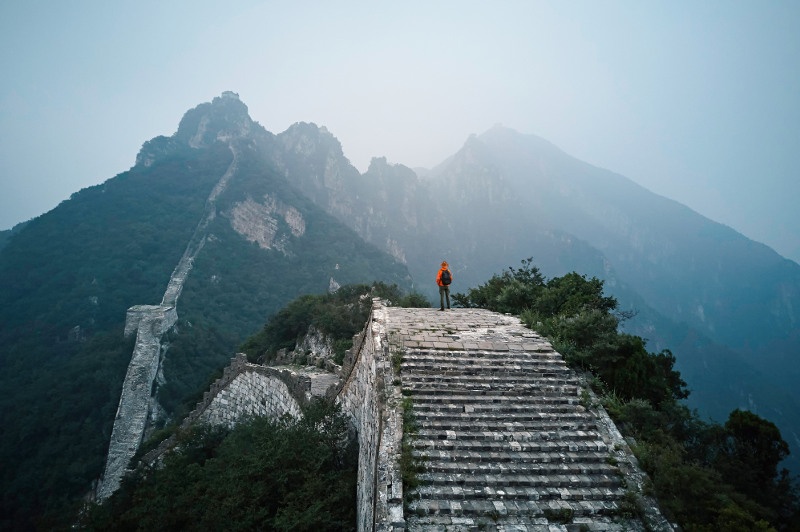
left=436, top=263, right=452, bottom=287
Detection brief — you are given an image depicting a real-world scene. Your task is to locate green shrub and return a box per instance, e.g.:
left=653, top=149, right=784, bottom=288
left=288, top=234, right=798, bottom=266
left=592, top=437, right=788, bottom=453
left=241, top=282, right=424, bottom=364
left=80, top=399, right=357, bottom=531
left=400, top=397, right=425, bottom=505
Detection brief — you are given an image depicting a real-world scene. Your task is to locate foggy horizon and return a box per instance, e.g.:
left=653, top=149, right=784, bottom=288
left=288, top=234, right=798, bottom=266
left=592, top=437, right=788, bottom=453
left=2, top=1, right=799, bottom=263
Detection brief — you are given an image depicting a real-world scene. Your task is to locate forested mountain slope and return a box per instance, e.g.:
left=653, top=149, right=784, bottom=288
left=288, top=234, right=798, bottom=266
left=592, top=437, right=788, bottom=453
left=2, top=91, right=798, bottom=528
left=0, top=93, right=410, bottom=530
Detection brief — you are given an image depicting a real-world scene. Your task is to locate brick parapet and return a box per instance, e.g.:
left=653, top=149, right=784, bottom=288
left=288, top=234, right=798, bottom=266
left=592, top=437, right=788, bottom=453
left=140, top=353, right=312, bottom=466
left=182, top=353, right=311, bottom=427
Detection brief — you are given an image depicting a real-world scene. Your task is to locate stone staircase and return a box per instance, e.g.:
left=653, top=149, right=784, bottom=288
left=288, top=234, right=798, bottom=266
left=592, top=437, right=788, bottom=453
left=386, top=307, right=667, bottom=531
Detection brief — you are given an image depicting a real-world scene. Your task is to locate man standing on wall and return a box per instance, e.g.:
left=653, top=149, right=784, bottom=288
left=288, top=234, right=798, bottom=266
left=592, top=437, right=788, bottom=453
left=437, top=261, right=453, bottom=311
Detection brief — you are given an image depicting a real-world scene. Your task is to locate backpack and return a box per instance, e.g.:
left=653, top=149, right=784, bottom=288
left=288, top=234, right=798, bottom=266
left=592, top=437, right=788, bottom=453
left=441, top=269, right=452, bottom=286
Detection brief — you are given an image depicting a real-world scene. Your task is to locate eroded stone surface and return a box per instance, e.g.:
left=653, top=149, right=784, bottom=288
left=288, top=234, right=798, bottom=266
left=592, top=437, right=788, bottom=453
left=383, top=307, right=671, bottom=532
left=227, top=194, right=306, bottom=251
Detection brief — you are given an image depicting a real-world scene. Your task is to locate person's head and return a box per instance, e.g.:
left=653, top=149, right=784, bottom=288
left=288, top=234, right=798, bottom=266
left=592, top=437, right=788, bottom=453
left=441, top=261, right=448, bottom=269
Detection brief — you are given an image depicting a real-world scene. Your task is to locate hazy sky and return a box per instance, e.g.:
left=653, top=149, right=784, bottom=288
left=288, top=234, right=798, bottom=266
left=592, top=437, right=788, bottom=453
left=2, top=1, right=799, bottom=263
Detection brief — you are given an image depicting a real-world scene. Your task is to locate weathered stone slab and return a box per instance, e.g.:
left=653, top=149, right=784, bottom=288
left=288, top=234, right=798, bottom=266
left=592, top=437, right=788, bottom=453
left=386, top=306, right=671, bottom=531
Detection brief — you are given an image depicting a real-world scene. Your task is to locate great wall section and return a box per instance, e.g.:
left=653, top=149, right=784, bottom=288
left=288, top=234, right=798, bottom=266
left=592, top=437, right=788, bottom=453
left=85, top=91, right=672, bottom=527
left=96, top=141, right=240, bottom=500
left=116, top=300, right=673, bottom=531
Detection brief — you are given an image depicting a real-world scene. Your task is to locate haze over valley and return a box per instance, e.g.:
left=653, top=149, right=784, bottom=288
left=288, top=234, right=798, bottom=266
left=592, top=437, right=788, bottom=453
left=2, top=3, right=800, bottom=529
left=2, top=2, right=799, bottom=264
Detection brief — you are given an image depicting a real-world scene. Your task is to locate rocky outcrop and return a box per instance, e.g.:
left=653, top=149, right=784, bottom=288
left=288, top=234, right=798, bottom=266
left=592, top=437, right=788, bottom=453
left=295, top=325, right=334, bottom=362
left=227, top=194, right=306, bottom=252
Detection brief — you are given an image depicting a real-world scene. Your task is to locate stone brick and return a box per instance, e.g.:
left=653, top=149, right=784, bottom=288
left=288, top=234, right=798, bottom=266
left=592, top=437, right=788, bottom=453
left=391, top=306, right=671, bottom=532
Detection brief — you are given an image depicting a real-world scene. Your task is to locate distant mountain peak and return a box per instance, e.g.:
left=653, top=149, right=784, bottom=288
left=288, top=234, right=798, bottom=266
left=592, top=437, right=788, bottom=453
left=279, top=121, right=345, bottom=158
left=176, top=91, right=256, bottom=148
left=366, top=156, right=414, bottom=174
left=135, top=92, right=264, bottom=167
left=477, top=124, right=562, bottom=155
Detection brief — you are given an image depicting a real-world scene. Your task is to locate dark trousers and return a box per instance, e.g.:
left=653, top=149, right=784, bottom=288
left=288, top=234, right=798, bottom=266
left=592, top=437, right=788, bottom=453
left=439, top=285, right=450, bottom=309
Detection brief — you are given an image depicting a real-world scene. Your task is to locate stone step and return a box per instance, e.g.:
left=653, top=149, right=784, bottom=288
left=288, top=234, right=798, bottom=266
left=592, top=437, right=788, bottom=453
left=400, top=357, right=576, bottom=376
left=389, top=322, right=533, bottom=334
left=415, top=418, right=598, bottom=434
left=419, top=471, right=621, bottom=490
left=414, top=411, right=590, bottom=423
left=403, top=383, right=582, bottom=398
left=412, top=403, right=594, bottom=424
left=413, top=448, right=613, bottom=465
left=402, top=351, right=568, bottom=366
left=407, top=495, right=623, bottom=516
left=403, top=374, right=582, bottom=388
left=413, top=484, right=626, bottom=503
left=411, top=393, right=581, bottom=408
left=403, top=364, right=570, bottom=376
left=400, top=365, right=580, bottom=384
left=421, top=458, right=620, bottom=478
left=404, top=514, right=632, bottom=532
left=415, top=427, right=601, bottom=443
left=395, top=336, right=553, bottom=347
left=404, top=349, right=563, bottom=359
left=412, top=438, right=610, bottom=454
left=402, top=364, right=573, bottom=379
left=403, top=370, right=577, bottom=381
left=400, top=360, right=577, bottom=380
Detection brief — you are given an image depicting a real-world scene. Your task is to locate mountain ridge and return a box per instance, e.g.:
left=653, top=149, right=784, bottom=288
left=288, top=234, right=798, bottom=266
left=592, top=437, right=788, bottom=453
left=266, top=113, right=800, bottom=472
left=0, top=93, right=411, bottom=529
left=1, top=92, right=798, bottom=528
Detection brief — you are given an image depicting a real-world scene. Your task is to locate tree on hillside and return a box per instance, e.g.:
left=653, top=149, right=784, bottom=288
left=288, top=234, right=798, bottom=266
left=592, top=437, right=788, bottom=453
left=714, top=410, right=795, bottom=518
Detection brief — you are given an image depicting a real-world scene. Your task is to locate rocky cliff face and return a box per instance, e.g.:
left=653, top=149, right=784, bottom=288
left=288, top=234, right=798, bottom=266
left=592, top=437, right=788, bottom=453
left=274, top=122, right=361, bottom=219
left=226, top=195, right=306, bottom=253
left=270, top=127, right=441, bottom=269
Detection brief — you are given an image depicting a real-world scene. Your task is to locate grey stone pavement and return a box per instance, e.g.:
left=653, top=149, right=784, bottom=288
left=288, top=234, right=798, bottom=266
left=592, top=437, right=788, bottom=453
left=384, top=307, right=671, bottom=532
